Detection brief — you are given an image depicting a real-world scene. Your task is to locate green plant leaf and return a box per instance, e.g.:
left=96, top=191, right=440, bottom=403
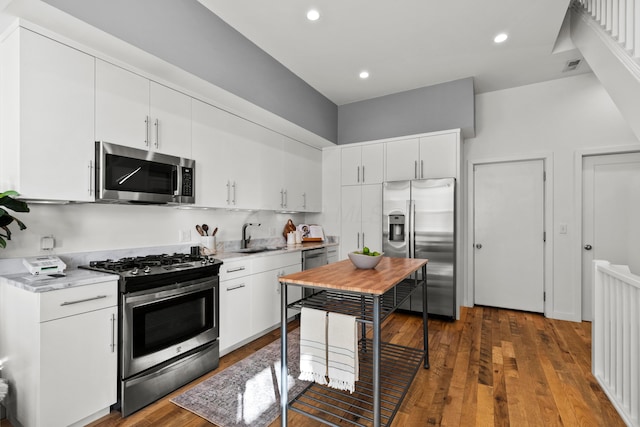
left=0, top=190, right=19, bottom=198
left=0, top=195, right=29, bottom=213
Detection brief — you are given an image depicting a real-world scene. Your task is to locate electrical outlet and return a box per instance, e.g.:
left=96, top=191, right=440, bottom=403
left=179, top=229, right=192, bottom=242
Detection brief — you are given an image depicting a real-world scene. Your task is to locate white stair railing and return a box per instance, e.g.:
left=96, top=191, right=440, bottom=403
left=575, top=0, right=640, bottom=58
left=593, top=260, right=640, bottom=427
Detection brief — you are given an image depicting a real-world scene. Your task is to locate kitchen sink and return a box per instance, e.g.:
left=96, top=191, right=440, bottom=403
left=234, top=247, right=268, bottom=253
left=233, top=246, right=286, bottom=254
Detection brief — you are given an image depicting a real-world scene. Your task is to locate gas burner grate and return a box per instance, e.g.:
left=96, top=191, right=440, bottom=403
left=88, top=253, right=205, bottom=272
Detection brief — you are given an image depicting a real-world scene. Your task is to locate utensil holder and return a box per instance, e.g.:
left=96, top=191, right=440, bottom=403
left=201, top=236, right=216, bottom=255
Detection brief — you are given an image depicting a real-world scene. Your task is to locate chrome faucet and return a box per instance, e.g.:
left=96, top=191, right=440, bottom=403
left=241, top=223, right=261, bottom=248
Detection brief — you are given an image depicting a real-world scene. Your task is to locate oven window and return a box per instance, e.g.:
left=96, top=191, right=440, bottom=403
left=132, top=289, right=214, bottom=357
left=105, top=153, right=175, bottom=195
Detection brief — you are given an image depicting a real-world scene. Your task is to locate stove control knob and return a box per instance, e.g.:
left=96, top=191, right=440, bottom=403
left=131, top=268, right=139, bottom=276
left=201, top=259, right=207, bottom=265
left=144, top=266, right=151, bottom=274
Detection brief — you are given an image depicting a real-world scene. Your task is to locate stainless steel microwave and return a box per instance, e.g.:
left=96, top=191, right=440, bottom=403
left=95, top=141, right=195, bottom=204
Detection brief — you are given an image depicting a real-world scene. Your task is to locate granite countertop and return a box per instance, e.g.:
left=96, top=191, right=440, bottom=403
left=0, top=241, right=339, bottom=293
left=1, top=269, right=120, bottom=293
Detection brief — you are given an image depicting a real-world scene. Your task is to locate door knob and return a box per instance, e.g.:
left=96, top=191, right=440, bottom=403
left=475, top=243, right=482, bottom=249
left=584, top=244, right=592, bottom=250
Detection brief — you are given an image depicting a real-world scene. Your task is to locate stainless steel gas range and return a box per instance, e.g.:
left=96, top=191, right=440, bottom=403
left=81, top=253, right=222, bottom=417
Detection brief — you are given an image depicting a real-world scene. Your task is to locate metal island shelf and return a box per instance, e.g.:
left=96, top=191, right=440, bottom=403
left=278, top=257, right=429, bottom=427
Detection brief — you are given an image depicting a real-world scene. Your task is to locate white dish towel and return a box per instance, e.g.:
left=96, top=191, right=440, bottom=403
left=327, top=312, right=359, bottom=393
left=298, top=307, right=328, bottom=385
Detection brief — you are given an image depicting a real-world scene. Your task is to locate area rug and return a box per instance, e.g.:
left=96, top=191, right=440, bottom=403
left=171, top=329, right=309, bottom=427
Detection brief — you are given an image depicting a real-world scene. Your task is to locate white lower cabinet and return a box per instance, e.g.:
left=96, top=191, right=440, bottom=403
left=219, top=275, right=252, bottom=353
left=219, top=252, right=301, bottom=355
left=0, top=279, right=118, bottom=427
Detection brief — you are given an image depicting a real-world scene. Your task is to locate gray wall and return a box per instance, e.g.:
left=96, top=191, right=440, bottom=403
left=42, top=0, right=338, bottom=143
left=337, top=78, right=475, bottom=144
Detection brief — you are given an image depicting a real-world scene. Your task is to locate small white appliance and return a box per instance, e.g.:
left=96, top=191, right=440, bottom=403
left=22, top=255, right=67, bottom=275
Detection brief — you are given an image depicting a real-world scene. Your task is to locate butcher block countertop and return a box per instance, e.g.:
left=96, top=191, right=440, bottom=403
left=278, top=256, right=428, bottom=295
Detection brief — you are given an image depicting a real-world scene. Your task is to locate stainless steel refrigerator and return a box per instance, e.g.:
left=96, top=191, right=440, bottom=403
left=382, top=178, right=456, bottom=319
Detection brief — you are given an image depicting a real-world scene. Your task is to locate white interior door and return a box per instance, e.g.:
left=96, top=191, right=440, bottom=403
left=474, top=160, right=545, bottom=312
left=581, top=153, right=640, bottom=320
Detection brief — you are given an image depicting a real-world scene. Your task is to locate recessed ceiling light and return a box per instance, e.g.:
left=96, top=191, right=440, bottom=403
left=306, top=9, right=320, bottom=21
left=494, top=33, right=508, bottom=43
left=359, top=71, right=369, bottom=79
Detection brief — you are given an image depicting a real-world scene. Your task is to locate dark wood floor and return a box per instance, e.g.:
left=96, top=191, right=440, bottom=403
left=2, top=306, right=625, bottom=426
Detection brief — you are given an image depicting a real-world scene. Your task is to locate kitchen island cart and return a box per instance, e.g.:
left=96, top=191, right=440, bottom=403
left=278, top=257, right=429, bottom=427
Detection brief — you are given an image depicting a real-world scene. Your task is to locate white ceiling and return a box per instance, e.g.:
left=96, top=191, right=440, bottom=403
left=198, top=0, right=590, bottom=106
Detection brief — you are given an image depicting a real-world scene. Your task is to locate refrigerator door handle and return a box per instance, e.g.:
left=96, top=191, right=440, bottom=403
left=406, top=200, right=412, bottom=258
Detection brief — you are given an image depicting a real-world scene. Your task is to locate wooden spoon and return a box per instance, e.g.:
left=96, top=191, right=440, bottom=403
left=202, top=224, right=209, bottom=236
left=195, top=225, right=205, bottom=236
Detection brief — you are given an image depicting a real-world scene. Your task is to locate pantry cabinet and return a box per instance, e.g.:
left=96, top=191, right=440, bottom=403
left=0, top=27, right=95, bottom=202
left=340, top=184, right=382, bottom=259
left=96, top=59, right=192, bottom=158
left=0, top=279, right=118, bottom=427
left=341, top=143, right=384, bottom=185
left=385, top=132, right=458, bottom=181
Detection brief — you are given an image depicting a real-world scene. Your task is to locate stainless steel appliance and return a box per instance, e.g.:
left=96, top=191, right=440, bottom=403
left=383, top=178, right=456, bottom=319
left=301, top=247, right=328, bottom=298
left=96, top=141, right=195, bottom=204
left=81, top=253, right=221, bottom=416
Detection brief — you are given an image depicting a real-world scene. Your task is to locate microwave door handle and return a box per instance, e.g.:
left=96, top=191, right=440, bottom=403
left=173, top=167, right=180, bottom=197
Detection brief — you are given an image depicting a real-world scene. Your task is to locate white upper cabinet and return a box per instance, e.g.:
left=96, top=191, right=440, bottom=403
left=149, top=82, right=192, bottom=158
left=385, top=132, right=459, bottom=181
left=96, top=59, right=191, bottom=158
left=192, top=99, right=269, bottom=210
left=385, top=138, right=420, bottom=182
left=341, top=143, right=384, bottom=185
left=0, top=27, right=95, bottom=202
left=418, top=132, right=458, bottom=179
left=281, top=138, right=322, bottom=212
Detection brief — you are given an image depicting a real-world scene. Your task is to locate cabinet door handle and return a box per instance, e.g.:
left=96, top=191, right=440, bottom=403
left=284, top=189, right=287, bottom=208
left=154, top=118, right=159, bottom=149
left=232, top=181, right=237, bottom=205
left=226, top=283, right=246, bottom=291
left=362, top=165, right=365, bottom=183
left=280, top=189, right=284, bottom=208
left=226, top=266, right=246, bottom=273
left=88, top=160, right=94, bottom=196
left=357, top=166, right=360, bottom=183
left=110, top=312, right=116, bottom=353
left=60, top=295, right=107, bottom=306
left=414, top=160, right=418, bottom=179
left=302, top=192, right=307, bottom=209
left=362, top=233, right=365, bottom=248
left=144, top=116, right=150, bottom=147
left=357, top=232, right=360, bottom=248
left=421, top=160, right=424, bottom=178
left=226, top=180, right=231, bottom=205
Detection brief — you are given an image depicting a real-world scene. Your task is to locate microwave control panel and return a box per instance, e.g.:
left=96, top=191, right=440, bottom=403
left=182, top=168, right=193, bottom=197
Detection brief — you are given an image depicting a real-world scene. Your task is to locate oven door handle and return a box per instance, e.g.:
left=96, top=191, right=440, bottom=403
left=125, top=278, right=217, bottom=305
